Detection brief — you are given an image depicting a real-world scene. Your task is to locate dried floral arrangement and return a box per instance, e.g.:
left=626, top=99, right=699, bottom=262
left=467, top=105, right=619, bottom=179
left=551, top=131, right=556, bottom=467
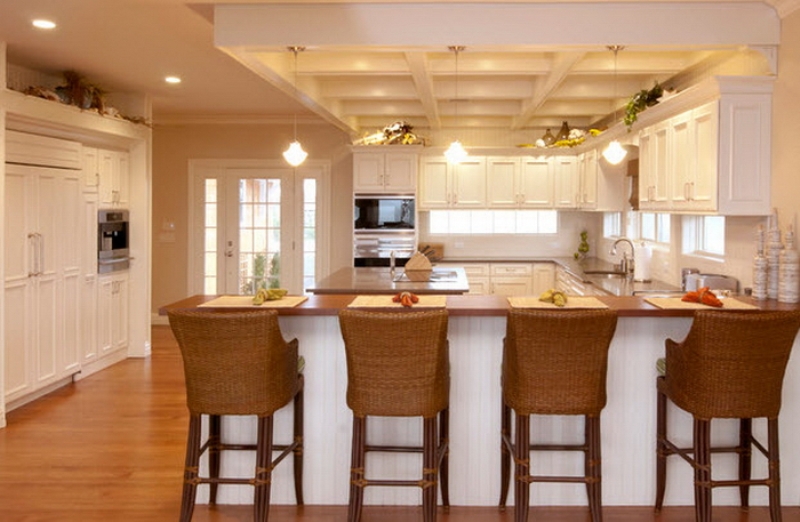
left=19, top=70, right=151, bottom=127
left=353, top=120, right=424, bottom=146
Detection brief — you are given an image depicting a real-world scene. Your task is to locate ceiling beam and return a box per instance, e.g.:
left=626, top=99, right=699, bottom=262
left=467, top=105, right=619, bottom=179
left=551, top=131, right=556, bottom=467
left=511, top=51, right=585, bottom=130
left=404, top=52, right=442, bottom=129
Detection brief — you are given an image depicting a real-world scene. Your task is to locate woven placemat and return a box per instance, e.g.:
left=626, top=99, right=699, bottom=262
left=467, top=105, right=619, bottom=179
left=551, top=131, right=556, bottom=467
left=199, top=295, right=309, bottom=308
left=348, top=295, right=447, bottom=308
left=508, top=296, right=608, bottom=309
left=644, top=297, right=758, bottom=310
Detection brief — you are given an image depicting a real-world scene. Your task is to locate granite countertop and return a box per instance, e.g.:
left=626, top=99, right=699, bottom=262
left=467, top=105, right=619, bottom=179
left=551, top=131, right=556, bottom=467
left=306, top=266, right=470, bottom=295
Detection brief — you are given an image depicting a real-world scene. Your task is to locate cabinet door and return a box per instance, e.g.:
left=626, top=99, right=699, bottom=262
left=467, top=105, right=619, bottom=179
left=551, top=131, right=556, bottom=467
left=116, top=152, right=129, bottom=207
left=491, top=277, right=532, bottom=296
left=97, top=276, right=114, bottom=357
left=669, top=111, right=693, bottom=208
left=418, top=157, right=450, bottom=209
left=112, top=274, right=129, bottom=351
left=519, top=157, right=554, bottom=208
left=59, top=171, right=83, bottom=377
left=452, top=157, right=486, bottom=207
left=689, top=102, right=718, bottom=210
left=81, top=146, right=99, bottom=190
left=384, top=153, right=417, bottom=192
left=579, top=150, right=599, bottom=209
left=486, top=157, right=519, bottom=207
left=639, top=122, right=670, bottom=210
left=98, top=149, right=116, bottom=207
left=353, top=152, right=385, bottom=192
left=553, top=156, right=578, bottom=208
left=532, top=263, right=555, bottom=295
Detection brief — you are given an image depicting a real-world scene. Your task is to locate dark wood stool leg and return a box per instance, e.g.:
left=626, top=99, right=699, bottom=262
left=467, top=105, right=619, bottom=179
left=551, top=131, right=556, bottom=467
left=293, top=378, right=305, bottom=505
left=514, top=413, right=530, bottom=522
left=500, top=400, right=511, bottom=509
left=423, top=417, right=438, bottom=522
left=439, top=407, right=450, bottom=509
left=738, top=418, right=752, bottom=508
left=208, top=414, right=221, bottom=504
left=586, top=415, right=603, bottom=522
left=254, top=415, right=274, bottom=522
left=767, top=418, right=782, bottom=522
left=694, top=419, right=712, bottom=522
left=655, top=379, right=667, bottom=512
left=180, top=414, right=202, bottom=522
left=348, top=416, right=367, bottom=522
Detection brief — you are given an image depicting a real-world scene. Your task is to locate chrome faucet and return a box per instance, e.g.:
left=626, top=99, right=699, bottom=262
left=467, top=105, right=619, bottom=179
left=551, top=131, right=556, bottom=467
left=390, top=250, right=396, bottom=277
left=611, top=238, right=635, bottom=275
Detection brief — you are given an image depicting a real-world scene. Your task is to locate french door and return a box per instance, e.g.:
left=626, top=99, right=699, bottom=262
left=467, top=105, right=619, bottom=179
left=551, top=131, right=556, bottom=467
left=189, top=160, right=329, bottom=296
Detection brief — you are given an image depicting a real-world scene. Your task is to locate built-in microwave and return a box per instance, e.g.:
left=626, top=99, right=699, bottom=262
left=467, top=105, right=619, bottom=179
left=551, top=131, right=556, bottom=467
left=354, top=196, right=415, bottom=231
left=98, top=209, right=130, bottom=273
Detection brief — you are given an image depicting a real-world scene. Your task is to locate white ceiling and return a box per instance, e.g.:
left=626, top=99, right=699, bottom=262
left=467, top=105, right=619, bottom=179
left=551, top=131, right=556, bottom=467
left=0, top=1, right=787, bottom=140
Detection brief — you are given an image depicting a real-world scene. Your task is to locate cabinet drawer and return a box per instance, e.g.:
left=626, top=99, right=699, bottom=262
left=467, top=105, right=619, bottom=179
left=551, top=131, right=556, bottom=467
left=459, top=263, right=490, bottom=277
left=491, top=263, right=531, bottom=276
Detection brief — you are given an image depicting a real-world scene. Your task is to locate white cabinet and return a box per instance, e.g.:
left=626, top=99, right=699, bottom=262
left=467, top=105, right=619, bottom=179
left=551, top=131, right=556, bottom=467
left=80, top=193, right=99, bottom=366
left=5, top=130, right=82, bottom=170
left=98, top=149, right=129, bottom=208
left=3, top=164, right=82, bottom=404
left=353, top=148, right=418, bottom=193
left=637, top=81, right=772, bottom=215
left=553, top=155, right=579, bottom=209
left=487, top=156, right=553, bottom=208
left=532, top=263, right=556, bottom=295
left=490, top=263, right=532, bottom=296
left=418, top=156, right=486, bottom=209
left=639, top=120, right=670, bottom=211
left=577, top=150, right=599, bottom=209
left=81, top=146, right=100, bottom=190
left=98, top=272, right=129, bottom=358
left=461, top=263, right=491, bottom=295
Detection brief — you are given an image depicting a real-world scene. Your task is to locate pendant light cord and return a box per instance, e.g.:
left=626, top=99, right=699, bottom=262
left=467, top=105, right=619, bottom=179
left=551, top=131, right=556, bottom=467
left=289, top=46, right=305, bottom=141
left=608, top=45, right=624, bottom=126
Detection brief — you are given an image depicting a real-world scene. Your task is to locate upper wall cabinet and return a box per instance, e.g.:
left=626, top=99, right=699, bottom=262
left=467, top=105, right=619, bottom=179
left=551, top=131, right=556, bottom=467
left=487, top=156, right=553, bottom=208
left=97, top=149, right=129, bottom=208
left=352, top=146, right=420, bottom=194
left=637, top=77, right=772, bottom=215
left=418, top=156, right=486, bottom=209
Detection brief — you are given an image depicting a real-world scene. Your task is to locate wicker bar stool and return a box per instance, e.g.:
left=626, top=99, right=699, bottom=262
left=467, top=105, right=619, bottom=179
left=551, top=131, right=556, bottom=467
left=499, top=308, right=618, bottom=522
left=655, top=310, right=800, bottom=522
left=338, top=308, right=450, bottom=522
left=168, top=309, right=304, bottom=522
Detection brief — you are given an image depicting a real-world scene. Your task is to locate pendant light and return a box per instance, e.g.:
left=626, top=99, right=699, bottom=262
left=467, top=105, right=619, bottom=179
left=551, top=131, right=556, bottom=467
left=283, top=46, right=308, bottom=167
left=445, top=46, right=468, bottom=164
left=602, top=45, right=628, bottom=165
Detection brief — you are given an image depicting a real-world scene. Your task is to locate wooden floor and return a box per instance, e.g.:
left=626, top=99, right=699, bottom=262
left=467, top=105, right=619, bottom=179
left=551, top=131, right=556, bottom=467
left=0, top=325, right=796, bottom=522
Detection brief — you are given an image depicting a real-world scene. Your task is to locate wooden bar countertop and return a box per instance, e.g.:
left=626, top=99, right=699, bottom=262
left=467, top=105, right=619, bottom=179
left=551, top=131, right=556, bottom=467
left=159, top=294, right=799, bottom=318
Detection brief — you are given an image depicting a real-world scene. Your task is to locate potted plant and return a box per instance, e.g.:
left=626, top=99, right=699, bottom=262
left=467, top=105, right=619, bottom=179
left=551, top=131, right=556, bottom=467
left=624, top=82, right=664, bottom=130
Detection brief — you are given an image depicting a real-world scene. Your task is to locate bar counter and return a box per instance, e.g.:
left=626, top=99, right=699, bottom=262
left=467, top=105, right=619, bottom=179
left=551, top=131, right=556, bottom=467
left=158, top=294, right=800, bottom=509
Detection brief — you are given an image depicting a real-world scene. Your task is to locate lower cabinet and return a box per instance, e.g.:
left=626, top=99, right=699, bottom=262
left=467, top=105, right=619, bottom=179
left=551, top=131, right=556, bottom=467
left=98, top=272, right=129, bottom=359
left=440, top=262, right=555, bottom=296
left=555, top=265, right=609, bottom=296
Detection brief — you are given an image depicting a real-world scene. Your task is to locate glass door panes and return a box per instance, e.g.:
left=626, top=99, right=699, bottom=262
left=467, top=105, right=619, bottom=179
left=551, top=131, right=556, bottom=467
left=203, top=179, right=218, bottom=294
left=238, top=178, right=282, bottom=294
left=302, top=178, right=317, bottom=292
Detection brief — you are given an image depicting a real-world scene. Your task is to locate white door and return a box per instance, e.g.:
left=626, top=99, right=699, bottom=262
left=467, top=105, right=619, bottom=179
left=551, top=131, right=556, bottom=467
left=190, top=161, right=329, bottom=296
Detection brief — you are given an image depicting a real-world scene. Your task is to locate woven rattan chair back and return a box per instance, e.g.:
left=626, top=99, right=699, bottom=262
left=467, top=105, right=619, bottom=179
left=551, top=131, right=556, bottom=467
left=168, top=309, right=300, bottom=417
left=503, top=308, right=618, bottom=416
left=338, top=308, right=449, bottom=418
left=664, top=310, right=800, bottom=420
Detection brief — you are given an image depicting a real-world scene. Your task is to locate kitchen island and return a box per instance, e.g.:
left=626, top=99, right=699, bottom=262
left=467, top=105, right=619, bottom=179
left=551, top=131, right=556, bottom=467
left=306, top=266, right=470, bottom=295
left=159, top=295, right=800, bottom=509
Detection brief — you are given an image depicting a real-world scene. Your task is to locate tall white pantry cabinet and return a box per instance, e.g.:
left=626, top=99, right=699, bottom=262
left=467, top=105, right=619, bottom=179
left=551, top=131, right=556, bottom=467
left=0, top=83, right=152, bottom=428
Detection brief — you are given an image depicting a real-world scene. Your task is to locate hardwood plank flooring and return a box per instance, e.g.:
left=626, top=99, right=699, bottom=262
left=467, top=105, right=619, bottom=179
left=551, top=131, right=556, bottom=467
left=0, top=325, right=795, bottom=522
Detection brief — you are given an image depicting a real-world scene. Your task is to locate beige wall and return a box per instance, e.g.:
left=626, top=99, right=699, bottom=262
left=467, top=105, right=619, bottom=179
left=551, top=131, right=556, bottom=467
left=772, top=11, right=800, bottom=233
left=151, top=122, right=351, bottom=312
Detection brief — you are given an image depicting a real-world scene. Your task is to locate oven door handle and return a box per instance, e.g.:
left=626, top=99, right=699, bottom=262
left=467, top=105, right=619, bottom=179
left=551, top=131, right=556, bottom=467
left=98, top=257, right=131, bottom=265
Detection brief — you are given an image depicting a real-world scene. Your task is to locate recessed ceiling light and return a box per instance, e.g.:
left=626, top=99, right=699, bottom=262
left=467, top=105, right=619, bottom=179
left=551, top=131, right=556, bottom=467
left=165, top=76, right=182, bottom=84
left=32, top=19, right=56, bottom=30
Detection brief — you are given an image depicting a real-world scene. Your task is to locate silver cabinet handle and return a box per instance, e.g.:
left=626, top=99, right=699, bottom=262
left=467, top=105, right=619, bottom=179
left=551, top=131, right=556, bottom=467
left=38, top=233, right=44, bottom=275
left=28, top=233, right=37, bottom=277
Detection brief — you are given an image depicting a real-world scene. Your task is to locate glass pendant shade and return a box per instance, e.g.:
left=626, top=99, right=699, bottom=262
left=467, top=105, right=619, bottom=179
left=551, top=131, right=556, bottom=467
left=283, top=141, right=308, bottom=167
left=445, top=140, right=468, bottom=164
left=602, top=139, right=627, bottom=165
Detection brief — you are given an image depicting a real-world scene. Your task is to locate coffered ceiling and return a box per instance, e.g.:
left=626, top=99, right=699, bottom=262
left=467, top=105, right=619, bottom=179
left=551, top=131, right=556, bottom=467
left=0, top=1, right=786, bottom=140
